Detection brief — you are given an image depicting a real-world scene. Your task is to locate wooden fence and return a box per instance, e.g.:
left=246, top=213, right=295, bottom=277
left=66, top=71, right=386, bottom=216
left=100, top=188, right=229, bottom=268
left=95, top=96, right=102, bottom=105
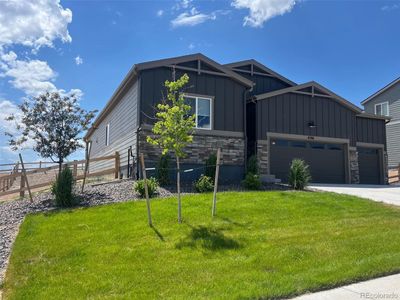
left=388, top=163, right=400, bottom=184
left=0, top=152, right=120, bottom=200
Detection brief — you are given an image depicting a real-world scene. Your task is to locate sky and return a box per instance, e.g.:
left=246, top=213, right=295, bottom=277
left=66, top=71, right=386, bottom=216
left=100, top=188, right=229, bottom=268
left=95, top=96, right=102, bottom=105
left=0, top=0, right=399, bottom=165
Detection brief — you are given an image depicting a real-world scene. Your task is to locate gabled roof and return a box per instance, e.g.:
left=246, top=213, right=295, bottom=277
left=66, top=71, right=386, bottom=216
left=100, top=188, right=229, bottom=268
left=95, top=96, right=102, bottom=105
left=361, top=76, right=400, bottom=105
left=224, top=59, right=296, bottom=87
left=85, top=53, right=253, bottom=139
left=254, top=81, right=363, bottom=113
left=136, top=53, right=254, bottom=88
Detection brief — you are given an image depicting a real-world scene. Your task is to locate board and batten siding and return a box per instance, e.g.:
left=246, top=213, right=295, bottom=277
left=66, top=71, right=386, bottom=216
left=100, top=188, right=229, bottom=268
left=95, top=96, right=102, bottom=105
left=256, top=93, right=357, bottom=145
left=140, top=67, right=247, bottom=132
left=237, top=73, right=292, bottom=96
left=355, top=117, right=387, bottom=146
left=89, top=79, right=139, bottom=175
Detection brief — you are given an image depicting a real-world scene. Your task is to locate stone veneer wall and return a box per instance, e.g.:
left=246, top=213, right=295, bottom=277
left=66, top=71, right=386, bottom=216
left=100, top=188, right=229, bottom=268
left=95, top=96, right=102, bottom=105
left=256, top=140, right=268, bottom=175
left=138, top=128, right=245, bottom=166
left=349, top=149, right=360, bottom=184
left=383, top=151, right=389, bottom=184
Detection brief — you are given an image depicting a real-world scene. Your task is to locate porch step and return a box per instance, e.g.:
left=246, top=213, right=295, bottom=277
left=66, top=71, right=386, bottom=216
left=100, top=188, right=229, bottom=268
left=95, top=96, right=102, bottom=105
left=260, top=174, right=282, bottom=184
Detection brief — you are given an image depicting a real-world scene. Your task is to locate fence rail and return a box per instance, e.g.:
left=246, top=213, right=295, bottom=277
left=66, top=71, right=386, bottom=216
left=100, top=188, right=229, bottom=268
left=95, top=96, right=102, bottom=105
left=0, top=152, right=120, bottom=200
left=388, top=163, right=400, bottom=184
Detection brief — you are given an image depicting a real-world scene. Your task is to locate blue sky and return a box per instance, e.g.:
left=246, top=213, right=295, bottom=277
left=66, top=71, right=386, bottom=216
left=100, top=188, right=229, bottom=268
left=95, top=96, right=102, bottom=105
left=0, top=0, right=399, bottom=164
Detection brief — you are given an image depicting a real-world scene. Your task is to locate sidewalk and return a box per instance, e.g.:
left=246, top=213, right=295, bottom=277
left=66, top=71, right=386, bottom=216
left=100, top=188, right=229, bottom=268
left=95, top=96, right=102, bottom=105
left=293, top=274, right=400, bottom=299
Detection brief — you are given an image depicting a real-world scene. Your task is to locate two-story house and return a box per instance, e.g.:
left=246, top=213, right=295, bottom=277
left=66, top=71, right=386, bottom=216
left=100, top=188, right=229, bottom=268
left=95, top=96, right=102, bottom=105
left=362, top=77, right=400, bottom=169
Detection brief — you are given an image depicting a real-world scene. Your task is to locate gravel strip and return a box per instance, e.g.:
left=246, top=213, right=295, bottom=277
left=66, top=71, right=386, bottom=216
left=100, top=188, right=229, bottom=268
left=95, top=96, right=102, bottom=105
left=0, top=179, right=172, bottom=284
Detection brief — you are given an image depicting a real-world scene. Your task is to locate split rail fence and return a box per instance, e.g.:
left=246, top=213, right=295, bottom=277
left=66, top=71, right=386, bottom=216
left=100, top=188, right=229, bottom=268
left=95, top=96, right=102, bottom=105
left=0, top=152, right=120, bottom=200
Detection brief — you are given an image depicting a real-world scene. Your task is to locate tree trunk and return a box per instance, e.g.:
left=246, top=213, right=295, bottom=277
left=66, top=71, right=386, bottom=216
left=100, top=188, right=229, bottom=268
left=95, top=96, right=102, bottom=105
left=177, top=156, right=181, bottom=223
left=58, top=161, right=62, bottom=175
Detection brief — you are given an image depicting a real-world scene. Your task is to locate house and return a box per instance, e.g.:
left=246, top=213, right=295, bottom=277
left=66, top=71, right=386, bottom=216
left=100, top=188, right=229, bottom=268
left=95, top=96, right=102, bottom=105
left=85, top=53, right=389, bottom=184
left=362, top=77, right=400, bottom=170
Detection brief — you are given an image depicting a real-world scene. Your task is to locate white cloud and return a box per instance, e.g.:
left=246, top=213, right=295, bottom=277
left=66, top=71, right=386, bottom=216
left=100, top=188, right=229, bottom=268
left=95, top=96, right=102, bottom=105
left=0, top=0, right=72, bottom=51
left=381, top=4, right=400, bottom=11
left=171, top=8, right=217, bottom=28
left=232, top=0, right=296, bottom=27
left=0, top=51, right=57, bottom=96
left=0, top=100, right=21, bottom=135
left=75, top=55, right=83, bottom=65
left=188, top=43, right=195, bottom=50
left=173, top=0, right=192, bottom=11
left=157, top=9, right=164, bottom=17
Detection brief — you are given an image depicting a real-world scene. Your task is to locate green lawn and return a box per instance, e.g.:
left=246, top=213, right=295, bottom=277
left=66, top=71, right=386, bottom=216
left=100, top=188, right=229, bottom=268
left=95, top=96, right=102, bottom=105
left=3, top=191, right=400, bottom=299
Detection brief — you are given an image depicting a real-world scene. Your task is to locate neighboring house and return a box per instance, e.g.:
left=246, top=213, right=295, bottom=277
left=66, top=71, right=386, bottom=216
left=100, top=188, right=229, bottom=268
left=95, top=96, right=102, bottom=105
left=362, top=77, right=400, bottom=169
left=85, top=53, right=389, bottom=184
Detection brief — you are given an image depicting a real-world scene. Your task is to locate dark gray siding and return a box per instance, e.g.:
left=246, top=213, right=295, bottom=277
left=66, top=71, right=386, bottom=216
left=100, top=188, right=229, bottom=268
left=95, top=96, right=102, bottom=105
left=256, top=93, right=357, bottom=145
left=139, top=67, right=247, bottom=132
left=233, top=71, right=291, bottom=96
left=356, top=117, right=387, bottom=146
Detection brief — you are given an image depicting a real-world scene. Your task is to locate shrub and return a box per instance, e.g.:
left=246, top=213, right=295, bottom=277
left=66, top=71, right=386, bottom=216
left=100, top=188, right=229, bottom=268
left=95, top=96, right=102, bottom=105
left=134, top=177, right=159, bottom=198
left=205, top=153, right=217, bottom=181
left=156, top=154, right=170, bottom=186
left=247, top=155, right=259, bottom=175
left=51, top=167, right=75, bottom=207
left=242, top=173, right=262, bottom=190
left=288, top=159, right=311, bottom=190
left=194, top=175, right=214, bottom=193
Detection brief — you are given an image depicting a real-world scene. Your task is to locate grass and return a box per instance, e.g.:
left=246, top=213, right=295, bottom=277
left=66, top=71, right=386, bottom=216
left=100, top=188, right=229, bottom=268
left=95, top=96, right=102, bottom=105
left=3, top=191, right=400, bottom=299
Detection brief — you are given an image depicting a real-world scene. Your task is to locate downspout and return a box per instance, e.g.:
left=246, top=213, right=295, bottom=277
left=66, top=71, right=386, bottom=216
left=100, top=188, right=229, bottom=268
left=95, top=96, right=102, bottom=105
left=243, top=85, right=253, bottom=173
left=136, top=74, right=142, bottom=180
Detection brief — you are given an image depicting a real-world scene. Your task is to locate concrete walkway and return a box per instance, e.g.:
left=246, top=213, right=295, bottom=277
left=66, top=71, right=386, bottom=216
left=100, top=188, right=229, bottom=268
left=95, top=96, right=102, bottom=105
left=293, top=274, right=400, bottom=299
left=309, top=183, right=400, bottom=206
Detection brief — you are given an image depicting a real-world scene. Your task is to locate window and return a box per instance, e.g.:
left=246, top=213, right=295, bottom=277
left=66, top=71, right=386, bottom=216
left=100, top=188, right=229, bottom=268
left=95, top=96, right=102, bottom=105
left=375, top=102, right=389, bottom=116
left=184, top=95, right=212, bottom=129
left=105, top=123, right=110, bottom=146
left=310, top=143, right=325, bottom=149
left=291, top=141, right=306, bottom=148
left=327, top=144, right=342, bottom=151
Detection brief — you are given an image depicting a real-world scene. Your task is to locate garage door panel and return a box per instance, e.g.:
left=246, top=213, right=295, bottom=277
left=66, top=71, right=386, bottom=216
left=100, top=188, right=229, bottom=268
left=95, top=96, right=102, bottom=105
left=358, top=148, right=380, bottom=184
left=270, top=139, right=345, bottom=183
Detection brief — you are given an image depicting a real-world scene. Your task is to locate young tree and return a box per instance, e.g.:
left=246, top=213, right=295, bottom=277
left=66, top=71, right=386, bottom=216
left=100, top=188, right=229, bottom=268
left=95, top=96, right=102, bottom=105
left=147, top=74, right=195, bottom=223
left=5, top=91, right=97, bottom=173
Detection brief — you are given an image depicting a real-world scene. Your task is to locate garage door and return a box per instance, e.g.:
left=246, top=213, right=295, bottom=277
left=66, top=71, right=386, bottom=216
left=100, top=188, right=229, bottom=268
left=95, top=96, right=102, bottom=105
left=358, top=147, right=381, bottom=184
left=270, top=139, right=346, bottom=183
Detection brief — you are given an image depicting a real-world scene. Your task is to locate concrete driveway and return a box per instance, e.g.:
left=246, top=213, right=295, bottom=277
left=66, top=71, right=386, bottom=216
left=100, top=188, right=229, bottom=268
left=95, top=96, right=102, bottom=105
left=309, top=183, right=400, bottom=206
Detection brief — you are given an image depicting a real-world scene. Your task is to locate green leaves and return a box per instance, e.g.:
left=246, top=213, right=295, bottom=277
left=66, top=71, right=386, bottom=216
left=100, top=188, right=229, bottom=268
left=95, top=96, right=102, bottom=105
left=4, top=91, right=97, bottom=165
left=147, top=73, right=195, bottom=158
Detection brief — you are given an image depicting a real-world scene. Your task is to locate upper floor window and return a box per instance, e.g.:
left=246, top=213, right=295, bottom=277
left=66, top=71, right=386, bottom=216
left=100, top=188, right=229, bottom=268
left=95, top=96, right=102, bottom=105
left=184, top=95, right=212, bottom=129
left=105, top=123, right=110, bottom=146
left=375, top=102, right=389, bottom=116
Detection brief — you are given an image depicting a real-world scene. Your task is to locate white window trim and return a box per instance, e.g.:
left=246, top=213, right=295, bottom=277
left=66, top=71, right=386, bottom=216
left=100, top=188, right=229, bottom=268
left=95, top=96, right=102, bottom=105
left=184, top=95, right=213, bottom=130
left=105, top=123, right=110, bottom=146
left=374, top=101, right=389, bottom=116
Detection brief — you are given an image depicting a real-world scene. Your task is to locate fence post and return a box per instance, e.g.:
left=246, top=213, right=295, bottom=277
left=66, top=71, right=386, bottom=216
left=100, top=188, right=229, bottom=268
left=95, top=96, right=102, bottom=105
left=39, top=161, right=42, bottom=169
left=73, top=160, right=78, bottom=179
left=140, top=153, right=152, bottom=227
left=19, top=153, right=33, bottom=202
left=115, top=151, right=120, bottom=179
left=212, top=148, right=221, bottom=217
left=398, top=163, right=400, bottom=182
left=20, top=174, right=25, bottom=198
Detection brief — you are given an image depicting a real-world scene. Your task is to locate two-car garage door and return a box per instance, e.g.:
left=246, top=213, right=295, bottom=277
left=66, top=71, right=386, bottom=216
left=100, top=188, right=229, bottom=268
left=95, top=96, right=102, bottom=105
left=269, top=138, right=383, bottom=184
left=270, top=139, right=346, bottom=183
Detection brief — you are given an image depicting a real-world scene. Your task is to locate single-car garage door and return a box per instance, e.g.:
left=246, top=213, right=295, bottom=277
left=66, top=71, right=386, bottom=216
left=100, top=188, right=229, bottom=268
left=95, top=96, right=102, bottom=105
left=270, top=139, right=346, bottom=183
left=358, top=147, right=381, bottom=184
